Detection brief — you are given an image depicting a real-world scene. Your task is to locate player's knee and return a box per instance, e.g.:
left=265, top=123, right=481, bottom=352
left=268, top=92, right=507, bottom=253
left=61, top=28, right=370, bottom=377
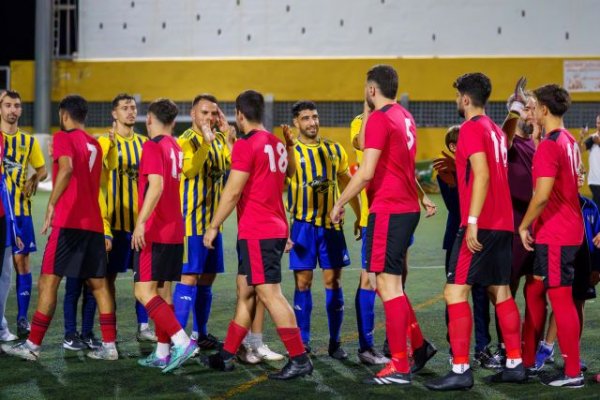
left=294, top=272, right=312, bottom=291
left=181, top=274, right=197, bottom=286
left=198, top=273, right=216, bottom=286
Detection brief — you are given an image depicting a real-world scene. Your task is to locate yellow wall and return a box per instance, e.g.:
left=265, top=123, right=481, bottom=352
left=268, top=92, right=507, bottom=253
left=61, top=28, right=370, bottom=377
left=11, top=56, right=600, bottom=102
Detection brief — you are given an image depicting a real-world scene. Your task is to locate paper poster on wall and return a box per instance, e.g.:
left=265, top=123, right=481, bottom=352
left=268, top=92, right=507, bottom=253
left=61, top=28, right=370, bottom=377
left=564, top=60, right=600, bottom=92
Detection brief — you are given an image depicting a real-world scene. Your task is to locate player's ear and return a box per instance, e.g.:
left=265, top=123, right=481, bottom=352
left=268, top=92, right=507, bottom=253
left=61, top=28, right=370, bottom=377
left=111, top=110, right=117, bottom=121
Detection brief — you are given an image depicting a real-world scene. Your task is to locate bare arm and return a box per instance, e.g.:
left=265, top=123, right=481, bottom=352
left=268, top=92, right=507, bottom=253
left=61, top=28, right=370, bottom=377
left=131, top=174, right=163, bottom=250
left=518, top=177, right=554, bottom=251
left=41, top=156, right=73, bottom=234
left=464, top=152, right=490, bottom=253
left=338, top=172, right=361, bottom=221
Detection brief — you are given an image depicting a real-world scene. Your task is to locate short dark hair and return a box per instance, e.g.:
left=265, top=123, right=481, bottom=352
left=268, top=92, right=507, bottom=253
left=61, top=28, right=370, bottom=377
left=453, top=73, right=492, bottom=108
left=59, top=94, right=88, bottom=124
left=366, top=65, right=398, bottom=100
left=533, top=84, right=571, bottom=117
left=445, top=125, right=460, bottom=148
left=2, top=90, right=21, bottom=101
left=192, top=94, right=218, bottom=108
left=112, top=93, right=136, bottom=109
left=147, top=98, right=179, bottom=125
left=292, top=100, right=317, bottom=118
left=235, top=90, right=264, bottom=123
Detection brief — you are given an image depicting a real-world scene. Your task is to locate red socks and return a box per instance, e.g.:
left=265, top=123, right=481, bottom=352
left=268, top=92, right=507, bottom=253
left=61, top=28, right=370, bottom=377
left=448, top=301, right=472, bottom=365
left=222, top=320, right=249, bottom=355
left=277, top=327, right=305, bottom=358
left=495, top=298, right=521, bottom=359
left=99, top=313, right=117, bottom=343
left=29, top=311, right=52, bottom=346
left=383, top=295, right=410, bottom=373
left=145, top=296, right=182, bottom=338
left=522, top=277, right=546, bottom=367
left=405, top=295, right=424, bottom=351
left=548, top=286, right=581, bottom=377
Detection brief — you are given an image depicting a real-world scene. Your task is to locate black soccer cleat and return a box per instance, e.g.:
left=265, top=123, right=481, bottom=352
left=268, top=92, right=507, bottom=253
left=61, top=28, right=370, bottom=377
left=486, top=363, right=528, bottom=383
left=197, top=333, right=222, bottom=350
left=268, top=355, right=313, bottom=380
left=540, top=372, right=584, bottom=388
left=425, top=368, right=474, bottom=391
left=411, top=339, right=437, bottom=374
left=203, top=351, right=235, bottom=372
left=328, top=341, right=348, bottom=360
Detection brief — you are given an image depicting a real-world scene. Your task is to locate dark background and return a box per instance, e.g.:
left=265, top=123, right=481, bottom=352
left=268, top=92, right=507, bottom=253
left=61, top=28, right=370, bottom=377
left=0, top=0, right=36, bottom=66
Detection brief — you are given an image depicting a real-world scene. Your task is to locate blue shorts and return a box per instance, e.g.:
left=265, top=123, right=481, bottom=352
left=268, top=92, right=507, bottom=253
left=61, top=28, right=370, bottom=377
left=182, top=233, right=224, bottom=275
left=289, top=220, right=350, bottom=270
left=360, top=227, right=414, bottom=269
left=107, top=230, right=134, bottom=274
left=14, top=216, right=36, bottom=254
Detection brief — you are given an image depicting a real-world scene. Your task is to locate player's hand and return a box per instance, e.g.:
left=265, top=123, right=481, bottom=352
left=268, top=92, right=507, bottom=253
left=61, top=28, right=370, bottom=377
left=105, top=238, right=113, bottom=252
left=466, top=223, right=482, bottom=253
left=41, top=204, right=55, bottom=235
left=330, top=203, right=345, bottom=225
left=580, top=125, right=589, bottom=142
left=590, top=270, right=600, bottom=286
left=24, top=175, right=40, bottom=197
left=203, top=226, right=218, bottom=249
left=519, top=227, right=535, bottom=252
left=506, top=76, right=527, bottom=114
left=433, top=151, right=456, bottom=173
left=200, top=122, right=216, bottom=144
left=354, top=219, right=362, bottom=241
left=282, top=125, right=296, bottom=147
left=15, top=237, right=24, bottom=252
left=593, top=232, right=600, bottom=248
left=227, top=125, right=237, bottom=148
left=217, top=107, right=232, bottom=134
left=421, top=195, right=437, bottom=218
left=284, top=238, right=294, bottom=253
left=108, top=121, right=117, bottom=147
left=0, top=90, right=6, bottom=105
left=132, top=222, right=146, bottom=251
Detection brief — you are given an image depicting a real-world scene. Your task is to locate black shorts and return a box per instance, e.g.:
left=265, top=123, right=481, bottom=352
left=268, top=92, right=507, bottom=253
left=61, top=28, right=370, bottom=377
left=447, top=228, right=512, bottom=286
left=533, top=244, right=579, bottom=288
left=571, top=245, right=596, bottom=300
left=365, top=212, right=419, bottom=276
left=237, top=238, right=286, bottom=286
left=133, top=242, right=184, bottom=283
left=42, top=227, right=107, bottom=279
left=511, top=233, right=534, bottom=279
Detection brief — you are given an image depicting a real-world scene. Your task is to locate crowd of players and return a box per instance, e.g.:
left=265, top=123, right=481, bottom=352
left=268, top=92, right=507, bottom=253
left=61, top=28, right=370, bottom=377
left=0, top=64, right=598, bottom=390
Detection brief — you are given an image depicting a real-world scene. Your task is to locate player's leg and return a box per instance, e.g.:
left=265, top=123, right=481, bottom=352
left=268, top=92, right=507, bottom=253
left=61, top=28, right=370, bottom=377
left=244, top=298, right=284, bottom=362
left=62, top=277, right=86, bottom=350
left=86, top=277, right=118, bottom=360
left=0, top=246, right=17, bottom=342
left=536, top=312, right=557, bottom=370
left=14, top=253, right=32, bottom=336
left=80, top=281, right=100, bottom=349
left=173, top=235, right=200, bottom=332
left=471, top=283, right=498, bottom=369
left=487, top=284, right=523, bottom=375
left=194, top=272, right=219, bottom=348
left=293, top=270, right=313, bottom=350
left=522, top=275, right=548, bottom=370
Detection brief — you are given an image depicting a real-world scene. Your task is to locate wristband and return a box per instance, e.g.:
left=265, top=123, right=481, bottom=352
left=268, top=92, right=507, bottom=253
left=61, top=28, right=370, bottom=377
left=468, top=216, right=478, bottom=225
left=509, top=101, right=524, bottom=114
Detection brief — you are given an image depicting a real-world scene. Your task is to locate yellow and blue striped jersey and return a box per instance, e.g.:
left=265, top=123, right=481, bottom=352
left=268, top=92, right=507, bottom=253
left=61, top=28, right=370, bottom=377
left=179, top=128, right=231, bottom=237
left=2, top=129, right=45, bottom=216
left=287, top=138, right=349, bottom=229
left=98, top=132, right=147, bottom=234
left=351, top=115, right=370, bottom=228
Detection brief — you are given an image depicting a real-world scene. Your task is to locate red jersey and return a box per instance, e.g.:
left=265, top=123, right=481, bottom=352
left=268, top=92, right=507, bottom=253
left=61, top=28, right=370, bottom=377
left=456, top=115, right=513, bottom=231
left=532, top=129, right=583, bottom=246
left=51, top=129, right=103, bottom=232
left=138, top=135, right=184, bottom=244
left=231, top=130, right=288, bottom=240
left=364, top=103, right=420, bottom=214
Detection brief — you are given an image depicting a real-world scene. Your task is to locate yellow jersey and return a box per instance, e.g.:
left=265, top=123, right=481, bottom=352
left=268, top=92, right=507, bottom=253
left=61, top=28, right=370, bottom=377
left=179, top=128, right=231, bottom=237
left=350, top=115, right=370, bottom=228
left=2, top=129, right=45, bottom=216
left=98, top=132, right=147, bottom=234
left=287, top=138, right=349, bottom=229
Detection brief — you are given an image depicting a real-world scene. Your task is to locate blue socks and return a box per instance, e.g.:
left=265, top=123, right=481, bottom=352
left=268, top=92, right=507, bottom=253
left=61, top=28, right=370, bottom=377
left=64, top=277, right=82, bottom=335
left=173, top=283, right=196, bottom=330
left=356, top=288, right=376, bottom=351
left=193, top=285, right=213, bottom=337
left=16, top=273, right=32, bottom=321
left=326, top=288, right=344, bottom=343
left=294, top=289, right=313, bottom=344
left=81, top=283, right=97, bottom=336
left=135, top=300, right=148, bottom=324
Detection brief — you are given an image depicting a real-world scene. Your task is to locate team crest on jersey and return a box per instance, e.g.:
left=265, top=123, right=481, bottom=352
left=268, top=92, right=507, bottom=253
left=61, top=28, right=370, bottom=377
left=208, top=166, right=225, bottom=181
left=3, top=159, right=22, bottom=174
left=307, top=176, right=335, bottom=193
left=120, top=165, right=140, bottom=181
left=328, top=153, right=338, bottom=162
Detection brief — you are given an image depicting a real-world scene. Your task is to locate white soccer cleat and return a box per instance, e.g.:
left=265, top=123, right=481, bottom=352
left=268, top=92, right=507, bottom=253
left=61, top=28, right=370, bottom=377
left=0, top=330, right=19, bottom=342
left=136, top=326, right=158, bottom=343
left=358, top=347, right=390, bottom=365
left=87, top=344, right=119, bottom=361
left=2, top=341, right=40, bottom=361
left=255, top=344, right=285, bottom=361
left=237, top=343, right=261, bottom=364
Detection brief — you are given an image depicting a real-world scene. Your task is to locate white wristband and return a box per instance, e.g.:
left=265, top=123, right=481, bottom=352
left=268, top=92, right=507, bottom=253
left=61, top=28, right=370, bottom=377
left=468, top=216, right=478, bottom=225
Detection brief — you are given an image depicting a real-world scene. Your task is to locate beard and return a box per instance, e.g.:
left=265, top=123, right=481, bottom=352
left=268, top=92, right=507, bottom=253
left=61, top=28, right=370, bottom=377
left=457, top=106, right=465, bottom=119
left=3, top=114, right=18, bottom=124
left=518, top=119, right=534, bottom=136
left=366, top=95, right=375, bottom=111
left=123, top=122, right=135, bottom=128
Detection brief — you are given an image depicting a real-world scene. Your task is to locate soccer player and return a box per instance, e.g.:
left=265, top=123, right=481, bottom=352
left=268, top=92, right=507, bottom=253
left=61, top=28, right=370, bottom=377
left=425, top=73, right=525, bottom=391
left=1, top=95, right=118, bottom=361
left=97, top=94, right=155, bottom=342
left=172, top=94, right=232, bottom=350
left=0, top=90, right=47, bottom=337
left=332, top=65, right=434, bottom=385
left=132, top=98, right=197, bottom=373
left=203, top=90, right=313, bottom=380
left=583, top=114, right=600, bottom=206
left=286, top=100, right=359, bottom=359
left=518, top=84, right=585, bottom=388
